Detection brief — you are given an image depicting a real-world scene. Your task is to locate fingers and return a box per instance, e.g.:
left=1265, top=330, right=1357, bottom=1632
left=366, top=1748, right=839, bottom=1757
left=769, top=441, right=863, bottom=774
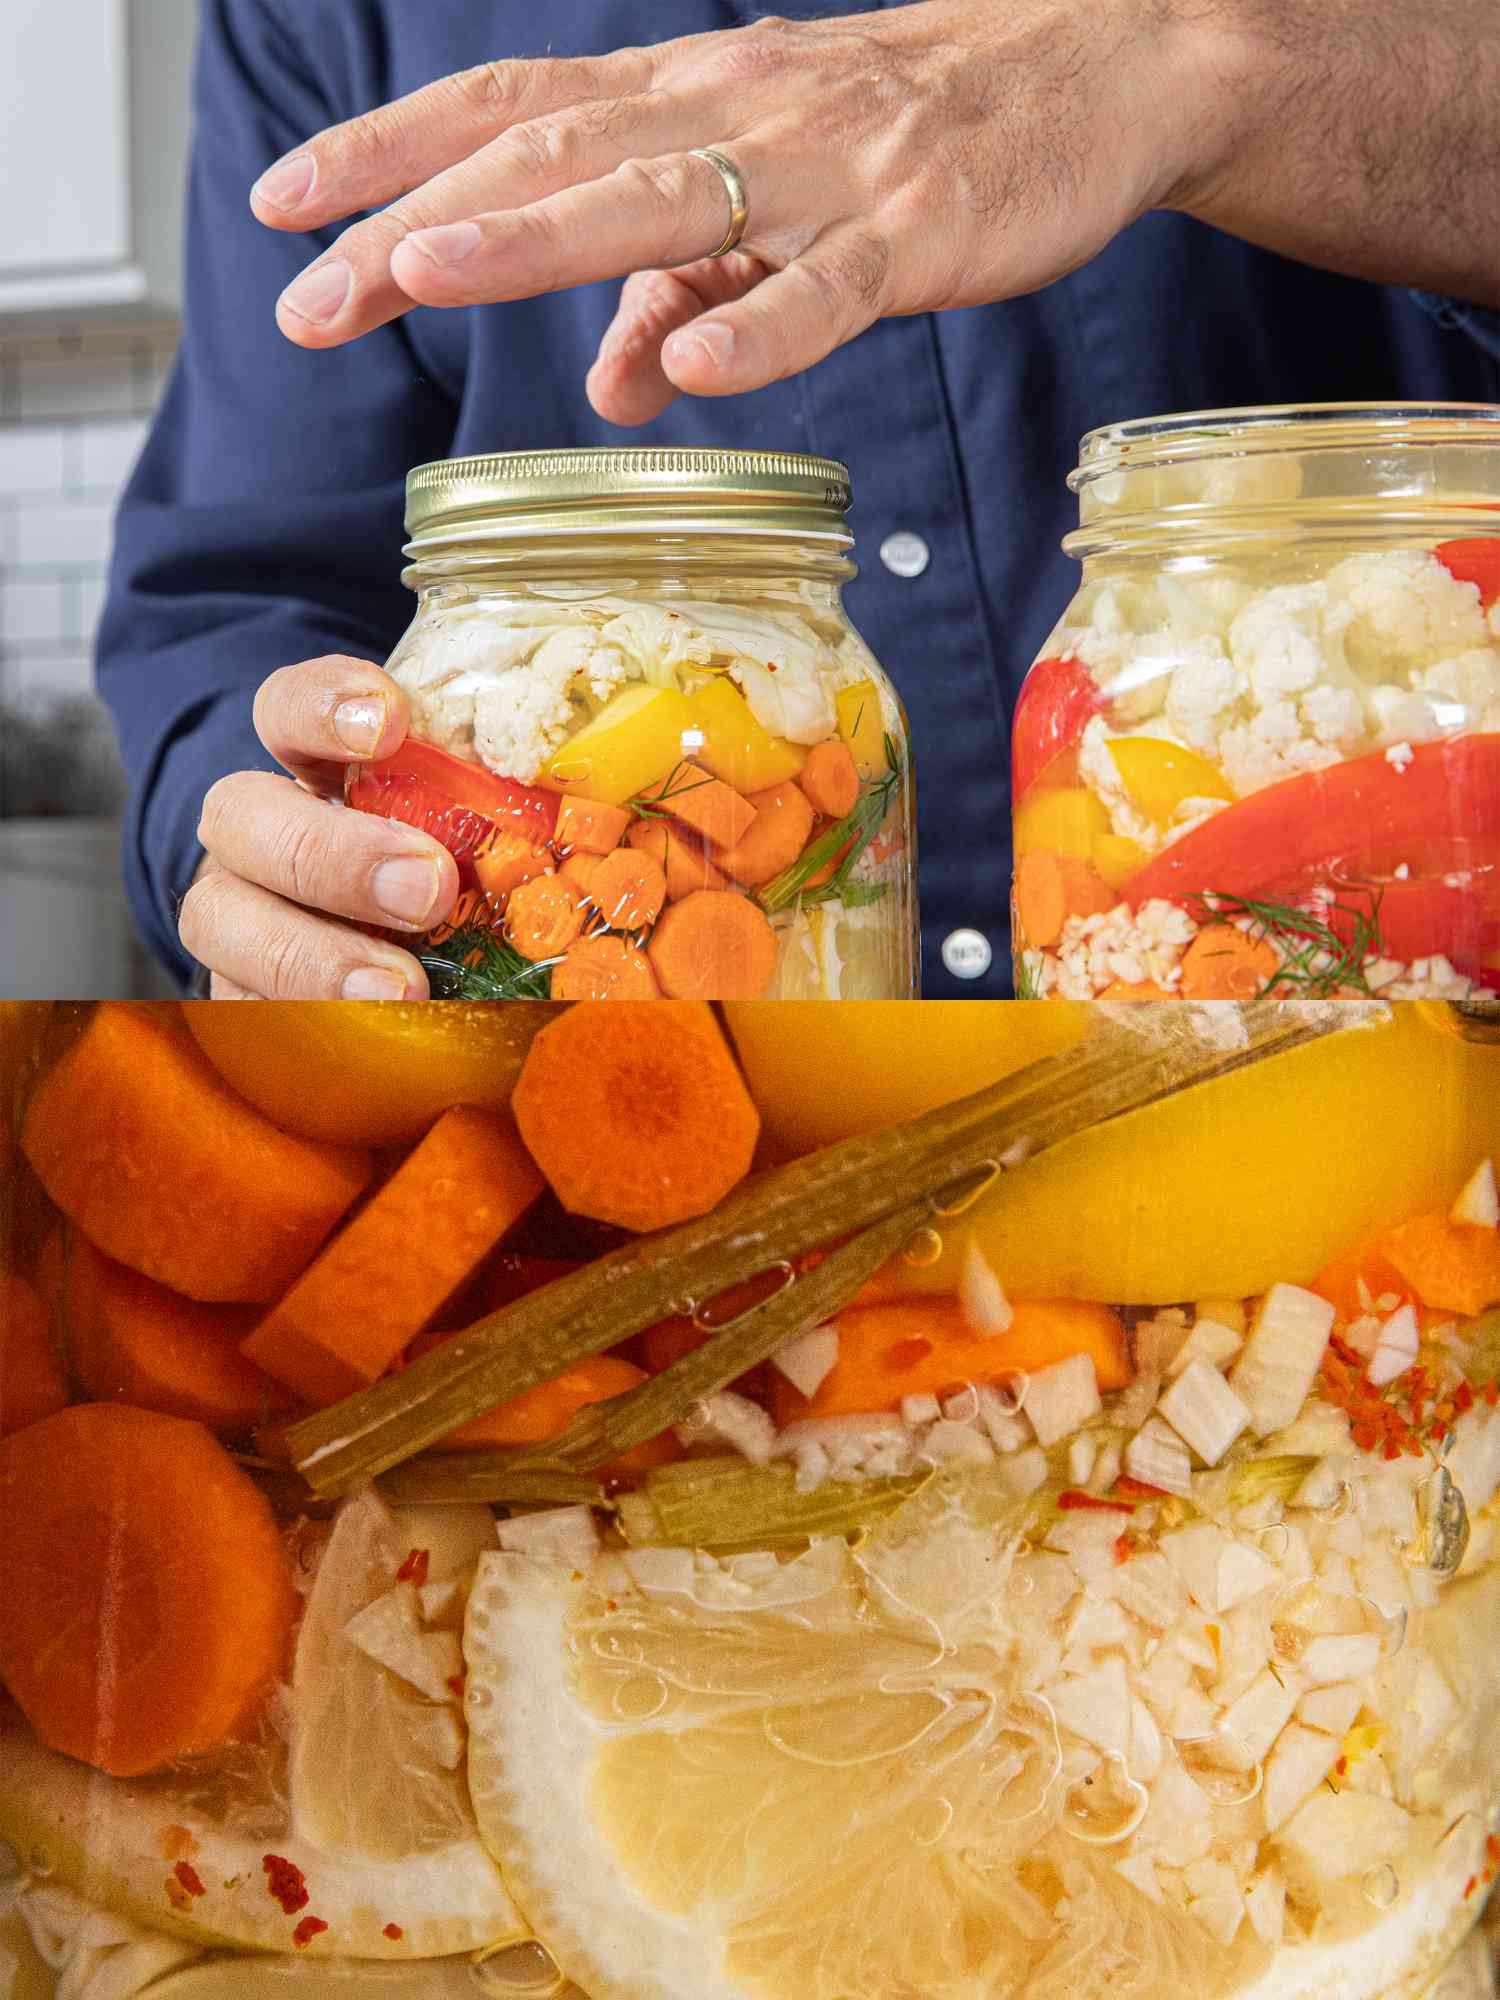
left=659, top=222, right=892, bottom=396
left=198, top=771, right=458, bottom=933
left=250, top=50, right=655, bottom=231
left=586, top=257, right=765, bottom=424
left=180, top=864, right=431, bottom=1002
left=253, top=656, right=410, bottom=795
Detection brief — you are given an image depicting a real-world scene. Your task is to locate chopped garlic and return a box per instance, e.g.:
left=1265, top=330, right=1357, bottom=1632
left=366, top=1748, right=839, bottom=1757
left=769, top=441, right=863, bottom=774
left=960, top=1240, right=1014, bottom=1337
left=1365, top=1303, right=1420, bottom=1387
left=1452, top=1157, right=1500, bottom=1229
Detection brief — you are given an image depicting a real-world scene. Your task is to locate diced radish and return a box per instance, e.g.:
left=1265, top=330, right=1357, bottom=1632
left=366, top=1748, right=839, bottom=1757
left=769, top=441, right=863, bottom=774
left=495, top=1504, right=601, bottom=1568
left=1215, top=1668, right=1300, bottom=1770
left=1025, top=1352, right=1101, bottom=1447
left=1230, top=1285, right=1334, bottom=1437
left=771, top=1324, right=840, bottom=1399
left=1158, top=1360, right=1252, bottom=1467
left=960, top=1241, right=1014, bottom=1337
left=1366, top=1304, right=1420, bottom=1387
left=1245, top=1867, right=1286, bottom=1948
left=1262, top=1723, right=1340, bottom=1832
left=1124, top=1417, right=1192, bottom=1496
left=1046, top=1657, right=1132, bottom=1758
left=1296, top=1682, right=1363, bottom=1736
left=1452, top=1158, right=1500, bottom=1230
left=1276, top=1788, right=1412, bottom=1879
left=1168, top=1318, right=1243, bottom=1377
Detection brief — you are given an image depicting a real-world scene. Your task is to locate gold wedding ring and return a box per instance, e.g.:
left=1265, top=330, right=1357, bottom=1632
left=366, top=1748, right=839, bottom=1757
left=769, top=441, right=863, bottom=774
left=691, top=148, right=749, bottom=258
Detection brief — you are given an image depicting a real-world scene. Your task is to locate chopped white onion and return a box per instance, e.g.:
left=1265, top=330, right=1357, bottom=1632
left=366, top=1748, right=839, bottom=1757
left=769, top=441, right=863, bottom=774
left=1452, top=1157, right=1499, bottom=1230
left=899, top=1391, right=942, bottom=1427
left=960, top=1240, right=1014, bottom=1337
left=1124, top=1417, right=1192, bottom=1496
left=770, top=1324, right=840, bottom=1399
left=1168, top=1318, right=1243, bottom=1377
left=1025, top=1352, right=1102, bottom=1447
left=1158, top=1360, right=1252, bottom=1467
left=1365, top=1303, right=1420, bottom=1387
left=1230, top=1285, right=1334, bottom=1437
left=496, top=1505, right=601, bottom=1569
left=342, top=1584, right=463, bottom=1703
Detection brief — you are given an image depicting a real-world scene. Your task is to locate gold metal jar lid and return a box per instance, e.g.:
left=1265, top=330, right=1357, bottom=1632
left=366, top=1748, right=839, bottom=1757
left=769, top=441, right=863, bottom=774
left=406, top=446, right=853, bottom=549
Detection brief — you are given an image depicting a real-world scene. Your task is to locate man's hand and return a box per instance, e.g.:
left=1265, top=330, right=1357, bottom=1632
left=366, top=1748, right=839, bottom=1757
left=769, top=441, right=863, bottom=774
left=179, top=659, right=458, bottom=999
left=249, top=0, right=1212, bottom=422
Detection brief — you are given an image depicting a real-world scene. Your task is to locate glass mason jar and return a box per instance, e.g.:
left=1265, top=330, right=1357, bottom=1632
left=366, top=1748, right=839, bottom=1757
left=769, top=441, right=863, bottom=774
left=4, top=997, right=1500, bottom=2000
left=1012, top=405, right=1500, bottom=1005
left=346, top=448, right=917, bottom=1000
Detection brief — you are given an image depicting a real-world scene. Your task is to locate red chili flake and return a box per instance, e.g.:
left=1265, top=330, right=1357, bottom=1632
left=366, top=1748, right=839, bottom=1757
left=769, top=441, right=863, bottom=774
left=1329, top=1332, right=1367, bottom=1370
left=1465, top=1875, right=1479, bottom=1900
left=1382, top=1438, right=1402, bottom=1461
left=1335, top=1755, right=1349, bottom=1776
left=1435, top=1400, right=1457, bottom=1425
left=1351, top=1423, right=1380, bottom=1453
left=1113, top=1532, right=1137, bottom=1565
left=1485, top=1381, right=1499, bottom=1407
left=383, top=1923, right=405, bottom=1941
left=447, top=1674, right=467, bottom=1701
left=396, top=1548, right=430, bottom=1586
left=292, top=1916, right=329, bottom=1948
left=1058, top=1490, right=1136, bottom=1515
left=1455, top=1382, right=1477, bottom=1414
left=174, top=1861, right=206, bottom=1898
left=262, top=1855, right=310, bottom=1916
left=1115, top=1475, right=1169, bottom=1500
left=884, top=1338, right=933, bottom=1372
left=1406, top=1436, right=1426, bottom=1458
left=1487, top=1834, right=1500, bottom=1865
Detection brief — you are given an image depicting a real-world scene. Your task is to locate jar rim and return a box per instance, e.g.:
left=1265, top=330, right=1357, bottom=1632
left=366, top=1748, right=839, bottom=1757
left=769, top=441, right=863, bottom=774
left=405, top=446, right=853, bottom=550
left=1072, top=401, right=1500, bottom=487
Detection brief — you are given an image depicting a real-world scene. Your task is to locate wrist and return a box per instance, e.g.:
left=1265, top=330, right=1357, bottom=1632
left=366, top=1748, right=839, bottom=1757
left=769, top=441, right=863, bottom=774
left=1147, top=0, right=1279, bottom=219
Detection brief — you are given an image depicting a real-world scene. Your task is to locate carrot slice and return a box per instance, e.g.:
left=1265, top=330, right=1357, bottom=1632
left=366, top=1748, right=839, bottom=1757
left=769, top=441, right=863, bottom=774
left=511, top=1002, right=760, bottom=1232
left=718, top=782, right=817, bottom=888
left=1178, top=926, right=1280, bottom=1000
left=626, top=817, right=728, bottom=901
left=647, top=889, right=779, bottom=1000
left=1309, top=1239, right=1435, bottom=1330
left=1379, top=1212, right=1500, bottom=1318
left=586, top=848, right=668, bottom=931
left=798, top=740, right=860, bottom=819
left=21, top=1005, right=372, bottom=1304
left=0, top=1272, right=68, bottom=1440
left=770, top=1296, right=1130, bottom=1425
left=426, top=886, right=488, bottom=946
left=0, top=1403, right=297, bottom=1776
left=559, top=851, right=606, bottom=901
left=1013, top=850, right=1118, bottom=948
left=555, top=795, right=631, bottom=856
left=638, top=761, right=756, bottom=850
left=503, top=874, right=586, bottom=962
left=549, top=934, right=661, bottom=1000
left=405, top=1334, right=677, bottom=1474
left=472, top=833, right=553, bottom=903
left=241, top=1107, right=544, bottom=1405
left=63, top=1235, right=288, bottom=1434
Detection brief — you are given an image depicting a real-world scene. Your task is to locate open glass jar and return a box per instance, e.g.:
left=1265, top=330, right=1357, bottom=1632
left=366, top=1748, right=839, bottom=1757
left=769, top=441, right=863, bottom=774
left=1011, top=405, right=1500, bottom=1004
left=347, top=448, right=917, bottom=1000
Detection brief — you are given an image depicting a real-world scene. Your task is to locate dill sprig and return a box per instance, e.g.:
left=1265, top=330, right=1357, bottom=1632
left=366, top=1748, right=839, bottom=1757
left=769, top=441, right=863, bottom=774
left=1191, top=887, right=1386, bottom=999
left=419, top=916, right=557, bottom=1000
left=757, top=736, right=904, bottom=915
left=626, top=760, right=718, bottom=821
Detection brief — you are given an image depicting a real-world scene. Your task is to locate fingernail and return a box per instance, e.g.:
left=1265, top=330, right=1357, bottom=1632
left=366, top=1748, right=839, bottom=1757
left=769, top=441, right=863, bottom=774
left=333, top=696, right=387, bottom=757
left=372, top=856, right=444, bottom=927
left=665, top=322, right=735, bottom=373
left=404, top=221, right=482, bottom=268
left=254, top=153, right=316, bottom=211
left=342, top=965, right=410, bottom=1000
left=280, top=259, right=353, bottom=325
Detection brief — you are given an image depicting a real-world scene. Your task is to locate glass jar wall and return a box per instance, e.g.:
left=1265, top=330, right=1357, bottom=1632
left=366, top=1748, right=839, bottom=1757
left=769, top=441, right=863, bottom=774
left=347, top=448, right=917, bottom=1001
left=1012, top=406, right=1500, bottom=1004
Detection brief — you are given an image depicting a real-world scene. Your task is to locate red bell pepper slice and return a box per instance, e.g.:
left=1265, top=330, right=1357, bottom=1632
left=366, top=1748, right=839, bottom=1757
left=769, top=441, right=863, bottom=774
left=1011, top=655, right=1104, bottom=800
left=346, top=735, right=559, bottom=863
left=1435, top=538, right=1500, bottom=609
left=1127, top=734, right=1500, bottom=967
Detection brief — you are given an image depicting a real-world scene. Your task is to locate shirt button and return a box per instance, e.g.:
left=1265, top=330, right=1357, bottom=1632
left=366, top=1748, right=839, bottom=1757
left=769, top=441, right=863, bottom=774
left=941, top=928, right=992, bottom=980
left=879, top=530, right=930, bottom=579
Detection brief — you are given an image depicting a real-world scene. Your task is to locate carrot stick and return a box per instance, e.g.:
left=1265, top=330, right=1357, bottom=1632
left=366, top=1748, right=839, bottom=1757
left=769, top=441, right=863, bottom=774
left=638, top=761, right=756, bottom=850
left=549, top=934, right=661, bottom=1000
left=770, top=1296, right=1130, bottom=1425
left=626, top=817, right=728, bottom=900
left=511, top=1002, right=760, bottom=1232
left=404, top=1336, right=677, bottom=1474
left=241, top=1108, right=545, bottom=1406
left=1178, top=926, right=1280, bottom=1000
left=503, top=874, right=585, bottom=962
left=798, top=740, right=860, bottom=819
left=63, top=1235, right=289, bottom=1434
left=585, top=848, right=668, bottom=931
left=20, top=1005, right=372, bottom=1304
left=559, top=851, right=606, bottom=902
left=0, top=1272, right=68, bottom=1440
left=1379, top=1212, right=1500, bottom=1318
left=555, top=794, right=631, bottom=856
left=718, top=782, right=817, bottom=888
left=0, top=1403, right=297, bottom=1776
left=1013, top=850, right=1118, bottom=948
left=647, top=889, right=780, bottom=1000
left=472, top=833, right=553, bottom=903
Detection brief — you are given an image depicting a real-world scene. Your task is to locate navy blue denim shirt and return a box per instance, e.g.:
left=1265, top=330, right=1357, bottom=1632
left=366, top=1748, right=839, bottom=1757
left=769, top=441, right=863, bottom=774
left=98, top=0, right=1500, bottom=994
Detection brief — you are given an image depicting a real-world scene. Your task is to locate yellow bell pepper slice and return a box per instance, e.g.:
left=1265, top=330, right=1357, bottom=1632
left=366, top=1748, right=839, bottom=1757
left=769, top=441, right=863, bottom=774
left=1107, top=737, right=1233, bottom=831
left=542, top=685, right=698, bottom=806
left=689, top=676, right=804, bottom=792
left=1091, top=831, right=1152, bottom=890
left=836, top=680, right=890, bottom=781
left=1013, top=786, right=1110, bottom=862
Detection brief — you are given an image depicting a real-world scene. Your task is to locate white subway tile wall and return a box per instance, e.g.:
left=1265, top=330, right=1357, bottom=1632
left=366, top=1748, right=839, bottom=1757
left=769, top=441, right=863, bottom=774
left=0, top=326, right=177, bottom=720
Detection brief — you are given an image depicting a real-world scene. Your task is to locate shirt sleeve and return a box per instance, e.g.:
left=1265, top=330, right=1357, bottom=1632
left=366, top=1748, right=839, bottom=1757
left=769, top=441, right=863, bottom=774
left=96, top=0, right=455, bottom=983
left=1409, top=290, right=1500, bottom=362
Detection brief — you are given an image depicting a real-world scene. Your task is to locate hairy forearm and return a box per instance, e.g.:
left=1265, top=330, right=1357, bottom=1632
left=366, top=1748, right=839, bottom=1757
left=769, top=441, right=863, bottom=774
left=1168, top=0, right=1500, bottom=305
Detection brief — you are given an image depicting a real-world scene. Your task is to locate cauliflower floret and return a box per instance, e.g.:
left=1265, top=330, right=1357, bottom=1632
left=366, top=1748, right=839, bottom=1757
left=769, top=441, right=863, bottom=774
left=1157, top=573, right=1255, bottom=642
left=1228, top=584, right=1332, bottom=705
left=598, top=602, right=712, bottom=686
left=1418, top=647, right=1500, bottom=729
left=1323, top=550, right=1487, bottom=678
left=1299, top=682, right=1367, bottom=751
left=1076, top=715, right=1161, bottom=851
left=1052, top=898, right=1196, bottom=999
left=471, top=627, right=611, bottom=782
left=1217, top=706, right=1343, bottom=796
left=1164, top=639, right=1244, bottom=757
left=1365, top=685, right=1454, bottom=747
